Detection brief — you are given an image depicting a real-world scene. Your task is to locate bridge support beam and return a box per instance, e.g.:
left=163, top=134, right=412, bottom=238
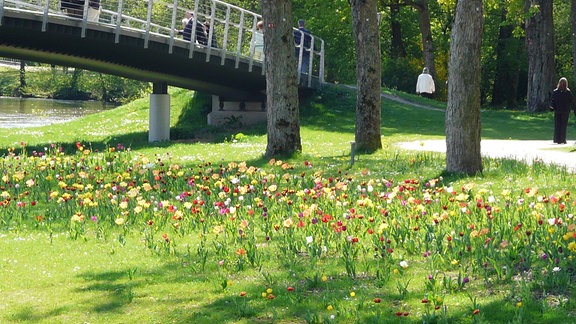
left=149, top=82, right=170, bottom=142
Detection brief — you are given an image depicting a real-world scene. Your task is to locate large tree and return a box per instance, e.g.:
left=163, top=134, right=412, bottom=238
left=412, top=0, right=436, bottom=80
left=491, top=8, right=523, bottom=109
left=260, top=0, right=302, bottom=157
left=445, top=0, right=483, bottom=174
left=525, top=0, right=555, bottom=113
left=351, top=0, right=382, bottom=152
left=389, top=0, right=407, bottom=58
left=572, top=0, right=576, bottom=86
left=18, top=60, right=26, bottom=97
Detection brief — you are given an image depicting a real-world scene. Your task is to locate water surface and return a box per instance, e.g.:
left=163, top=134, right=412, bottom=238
left=0, top=97, right=113, bottom=128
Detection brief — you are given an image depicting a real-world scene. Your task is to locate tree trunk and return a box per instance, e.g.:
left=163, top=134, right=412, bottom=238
left=260, top=0, right=302, bottom=157
left=71, top=68, right=82, bottom=96
left=445, top=0, right=483, bottom=174
left=351, top=0, right=382, bottom=152
left=525, top=0, right=555, bottom=113
left=390, top=0, right=406, bottom=58
left=414, top=0, right=436, bottom=80
left=18, top=60, right=26, bottom=97
left=491, top=10, right=522, bottom=109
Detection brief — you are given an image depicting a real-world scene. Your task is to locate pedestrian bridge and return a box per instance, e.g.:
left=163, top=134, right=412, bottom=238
left=0, top=0, right=325, bottom=140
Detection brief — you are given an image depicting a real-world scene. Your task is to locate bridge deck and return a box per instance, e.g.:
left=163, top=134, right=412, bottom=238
left=0, top=0, right=324, bottom=101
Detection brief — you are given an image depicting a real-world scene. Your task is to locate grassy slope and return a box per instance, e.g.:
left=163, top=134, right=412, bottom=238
left=0, top=85, right=574, bottom=323
left=0, top=85, right=561, bottom=161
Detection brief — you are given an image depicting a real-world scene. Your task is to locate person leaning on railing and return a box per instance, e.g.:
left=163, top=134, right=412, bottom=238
left=293, top=19, right=313, bottom=73
left=203, top=21, right=218, bottom=48
left=86, top=0, right=101, bottom=22
left=177, top=12, right=208, bottom=46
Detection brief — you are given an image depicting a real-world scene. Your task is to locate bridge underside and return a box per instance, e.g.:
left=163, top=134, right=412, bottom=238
left=0, top=13, right=267, bottom=101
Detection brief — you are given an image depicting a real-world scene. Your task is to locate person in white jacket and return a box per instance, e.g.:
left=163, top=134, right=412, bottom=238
left=416, top=67, right=435, bottom=99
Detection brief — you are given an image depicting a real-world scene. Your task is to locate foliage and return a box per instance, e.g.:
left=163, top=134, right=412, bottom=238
left=0, top=66, right=149, bottom=103
left=382, top=56, right=422, bottom=92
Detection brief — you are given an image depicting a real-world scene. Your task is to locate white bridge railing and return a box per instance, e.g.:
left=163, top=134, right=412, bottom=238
left=0, top=0, right=325, bottom=86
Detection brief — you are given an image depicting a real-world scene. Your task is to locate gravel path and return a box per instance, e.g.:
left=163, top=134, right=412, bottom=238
left=398, top=139, right=576, bottom=171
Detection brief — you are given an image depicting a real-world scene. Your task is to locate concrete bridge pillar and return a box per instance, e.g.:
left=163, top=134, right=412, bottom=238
left=149, top=82, right=170, bottom=142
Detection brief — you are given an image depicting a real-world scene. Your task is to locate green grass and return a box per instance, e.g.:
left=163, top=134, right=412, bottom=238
left=0, top=84, right=575, bottom=323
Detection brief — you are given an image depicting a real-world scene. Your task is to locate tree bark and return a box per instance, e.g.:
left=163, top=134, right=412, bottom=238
left=491, top=9, right=522, bottom=109
left=525, top=0, right=555, bottom=113
left=390, top=0, right=406, bottom=58
left=260, top=0, right=302, bottom=157
left=18, top=60, right=26, bottom=97
left=445, top=0, right=483, bottom=174
left=413, top=0, right=436, bottom=80
left=351, top=0, right=382, bottom=152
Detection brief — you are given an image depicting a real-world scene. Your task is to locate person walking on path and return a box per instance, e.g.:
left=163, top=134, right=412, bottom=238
left=416, top=67, right=435, bottom=99
left=549, top=77, right=575, bottom=144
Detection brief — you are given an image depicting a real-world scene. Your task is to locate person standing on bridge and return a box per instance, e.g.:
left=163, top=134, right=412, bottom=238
left=252, top=21, right=264, bottom=61
left=181, top=10, right=192, bottom=29
left=87, top=0, right=101, bottom=22
left=293, top=19, right=312, bottom=74
left=178, top=12, right=208, bottom=46
left=204, top=21, right=218, bottom=48
left=60, top=0, right=100, bottom=21
left=549, top=77, right=574, bottom=144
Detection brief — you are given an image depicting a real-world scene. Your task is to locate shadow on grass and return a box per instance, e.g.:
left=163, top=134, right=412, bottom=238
left=64, top=260, right=567, bottom=323
left=0, top=85, right=559, bottom=170
left=6, top=305, right=70, bottom=322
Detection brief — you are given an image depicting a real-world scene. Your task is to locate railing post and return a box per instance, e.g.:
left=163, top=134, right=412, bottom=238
left=188, top=0, right=200, bottom=58
left=247, top=16, right=257, bottom=71
left=0, top=0, right=4, bottom=27
left=216, top=4, right=229, bottom=64
left=234, top=10, right=246, bottom=69
left=114, top=0, right=124, bottom=43
left=296, top=29, right=304, bottom=84
left=41, top=0, right=50, bottom=31
left=206, top=1, right=217, bottom=62
left=307, top=37, right=314, bottom=87
left=81, top=0, right=89, bottom=38
left=319, top=40, right=325, bottom=84
left=144, top=0, right=154, bottom=48
left=168, top=0, right=178, bottom=54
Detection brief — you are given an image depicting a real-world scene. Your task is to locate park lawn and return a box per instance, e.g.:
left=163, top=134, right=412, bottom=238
left=0, top=85, right=574, bottom=323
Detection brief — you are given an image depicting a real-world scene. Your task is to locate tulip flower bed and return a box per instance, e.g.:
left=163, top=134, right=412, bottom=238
left=1, top=142, right=575, bottom=323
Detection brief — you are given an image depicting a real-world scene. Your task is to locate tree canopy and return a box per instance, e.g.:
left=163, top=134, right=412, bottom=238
left=230, top=0, right=573, bottom=109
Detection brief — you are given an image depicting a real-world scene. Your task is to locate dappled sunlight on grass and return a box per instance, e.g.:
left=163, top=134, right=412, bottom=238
left=0, top=85, right=575, bottom=322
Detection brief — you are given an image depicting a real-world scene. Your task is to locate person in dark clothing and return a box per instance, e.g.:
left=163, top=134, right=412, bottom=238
left=179, top=13, right=208, bottom=45
left=203, top=21, right=218, bottom=48
left=60, top=0, right=84, bottom=18
left=60, top=0, right=100, bottom=20
left=549, top=77, right=575, bottom=144
left=293, top=19, right=312, bottom=73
